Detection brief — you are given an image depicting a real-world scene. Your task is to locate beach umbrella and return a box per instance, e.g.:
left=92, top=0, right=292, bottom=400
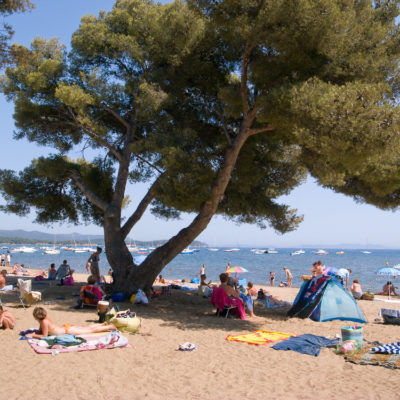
left=376, top=267, right=399, bottom=299
left=226, top=266, right=248, bottom=279
left=134, top=255, right=147, bottom=265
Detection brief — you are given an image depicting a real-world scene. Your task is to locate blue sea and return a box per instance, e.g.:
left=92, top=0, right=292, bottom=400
left=4, top=246, right=400, bottom=292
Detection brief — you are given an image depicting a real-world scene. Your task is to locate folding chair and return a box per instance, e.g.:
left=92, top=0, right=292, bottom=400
left=17, top=279, right=41, bottom=308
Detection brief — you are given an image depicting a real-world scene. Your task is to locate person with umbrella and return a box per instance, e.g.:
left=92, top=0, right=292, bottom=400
left=376, top=267, right=399, bottom=299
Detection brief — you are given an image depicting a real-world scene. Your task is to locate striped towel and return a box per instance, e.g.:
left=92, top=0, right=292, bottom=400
left=370, top=342, right=400, bottom=354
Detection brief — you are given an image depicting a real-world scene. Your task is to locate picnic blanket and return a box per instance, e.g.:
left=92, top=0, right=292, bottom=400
left=345, top=345, right=400, bottom=369
left=26, top=331, right=129, bottom=355
left=226, top=330, right=294, bottom=345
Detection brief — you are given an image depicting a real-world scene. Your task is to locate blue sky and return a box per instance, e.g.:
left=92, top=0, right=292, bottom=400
left=1, top=0, right=400, bottom=247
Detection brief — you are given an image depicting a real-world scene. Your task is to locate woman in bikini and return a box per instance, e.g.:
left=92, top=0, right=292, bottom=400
left=87, top=247, right=102, bottom=284
left=25, top=307, right=116, bottom=338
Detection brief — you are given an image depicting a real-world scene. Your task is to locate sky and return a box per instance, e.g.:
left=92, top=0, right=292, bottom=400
left=1, top=0, right=400, bottom=248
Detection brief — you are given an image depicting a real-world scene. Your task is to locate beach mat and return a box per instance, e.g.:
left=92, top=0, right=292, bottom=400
left=345, top=346, right=400, bottom=369
left=26, top=331, right=130, bottom=354
left=226, top=330, right=294, bottom=345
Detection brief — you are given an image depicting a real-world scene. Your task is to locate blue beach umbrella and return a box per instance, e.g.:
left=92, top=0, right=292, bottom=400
left=376, top=267, right=399, bottom=299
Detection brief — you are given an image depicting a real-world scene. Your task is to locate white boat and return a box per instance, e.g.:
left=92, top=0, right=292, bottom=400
left=181, top=248, right=195, bottom=254
left=11, top=246, right=37, bottom=253
left=314, top=249, right=329, bottom=255
left=265, top=248, right=278, bottom=254
left=291, top=249, right=305, bottom=256
left=43, top=248, right=60, bottom=255
left=254, top=250, right=266, bottom=254
left=230, top=248, right=240, bottom=252
left=207, top=248, right=219, bottom=251
left=361, top=251, right=371, bottom=254
left=224, top=249, right=233, bottom=252
left=336, top=251, right=344, bottom=255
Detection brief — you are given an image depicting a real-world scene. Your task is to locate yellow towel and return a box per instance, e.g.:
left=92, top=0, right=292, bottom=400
left=226, top=330, right=294, bottom=345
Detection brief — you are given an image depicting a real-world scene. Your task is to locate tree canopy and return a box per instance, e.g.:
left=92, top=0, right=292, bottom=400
left=1, top=0, right=399, bottom=292
left=0, top=0, right=33, bottom=67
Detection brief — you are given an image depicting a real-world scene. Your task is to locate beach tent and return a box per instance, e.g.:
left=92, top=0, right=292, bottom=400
left=287, top=276, right=367, bottom=323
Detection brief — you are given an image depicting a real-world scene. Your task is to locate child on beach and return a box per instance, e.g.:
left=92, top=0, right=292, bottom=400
left=0, top=306, right=16, bottom=330
left=25, top=307, right=116, bottom=338
left=269, top=272, right=275, bottom=286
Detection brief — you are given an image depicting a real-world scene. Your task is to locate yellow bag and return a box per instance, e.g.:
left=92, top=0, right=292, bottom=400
left=108, top=309, right=141, bottom=333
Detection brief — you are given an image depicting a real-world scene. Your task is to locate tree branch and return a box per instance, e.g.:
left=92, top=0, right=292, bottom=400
left=134, top=154, right=163, bottom=174
left=248, top=125, right=275, bottom=135
left=99, top=103, right=130, bottom=130
left=67, top=107, right=123, bottom=162
left=241, top=42, right=254, bottom=116
left=69, top=170, right=109, bottom=212
left=120, top=176, right=162, bottom=239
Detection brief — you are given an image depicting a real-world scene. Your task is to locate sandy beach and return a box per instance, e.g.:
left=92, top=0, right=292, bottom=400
left=0, top=268, right=399, bottom=400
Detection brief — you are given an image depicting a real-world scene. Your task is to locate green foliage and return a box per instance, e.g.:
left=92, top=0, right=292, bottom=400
left=1, top=0, right=400, bottom=238
left=0, top=0, right=33, bottom=67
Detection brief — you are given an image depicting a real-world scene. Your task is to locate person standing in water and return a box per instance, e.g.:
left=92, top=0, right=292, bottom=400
left=87, top=247, right=102, bottom=284
left=200, top=264, right=205, bottom=276
left=283, top=266, right=293, bottom=288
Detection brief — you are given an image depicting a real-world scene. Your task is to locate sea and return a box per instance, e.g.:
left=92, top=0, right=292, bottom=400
left=3, top=246, right=400, bottom=292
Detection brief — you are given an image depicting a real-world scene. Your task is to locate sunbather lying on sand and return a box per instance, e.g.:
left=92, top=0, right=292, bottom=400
left=25, top=307, right=116, bottom=338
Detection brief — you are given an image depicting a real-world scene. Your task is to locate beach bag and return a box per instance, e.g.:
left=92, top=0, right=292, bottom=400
left=109, top=309, right=141, bottom=333
left=135, top=289, right=149, bottom=304
left=362, top=292, right=374, bottom=301
left=63, top=276, right=74, bottom=286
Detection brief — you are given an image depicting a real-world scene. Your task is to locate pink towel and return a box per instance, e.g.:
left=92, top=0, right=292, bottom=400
left=211, top=287, right=246, bottom=320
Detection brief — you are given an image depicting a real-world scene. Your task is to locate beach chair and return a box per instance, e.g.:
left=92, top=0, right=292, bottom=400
left=210, top=287, right=245, bottom=319
left=17, top=279, right=41, bottom=308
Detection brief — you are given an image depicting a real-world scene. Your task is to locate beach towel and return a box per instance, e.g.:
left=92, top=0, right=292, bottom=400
left=210, top=287, right=246, bottom=319
left=345, top=345, right=400, bottom=369
left=272, top=334, right=339, bottom=356
left=370, top=342, right=400, bottom=354
left=26, top=331, right=129, bottom=354
left=226, top=330, right=294, bottom=345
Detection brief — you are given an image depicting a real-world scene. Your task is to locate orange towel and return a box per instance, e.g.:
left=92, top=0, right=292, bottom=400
left=226, top=330, right=294, bottom=345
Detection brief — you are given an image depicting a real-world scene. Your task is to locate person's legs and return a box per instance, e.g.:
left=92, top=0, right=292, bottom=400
left=67, top=323, right=116, bottom=335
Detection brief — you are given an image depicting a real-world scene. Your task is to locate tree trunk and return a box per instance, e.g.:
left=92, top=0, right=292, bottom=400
left=122, top=127, right=251, bottom=294
left=103, top=211, right=134, bottom=291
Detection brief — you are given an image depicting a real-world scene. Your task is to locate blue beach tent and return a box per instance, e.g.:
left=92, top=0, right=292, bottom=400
left=287, top=276, right=367, bottom=323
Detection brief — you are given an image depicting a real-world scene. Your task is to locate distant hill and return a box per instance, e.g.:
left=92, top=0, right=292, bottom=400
left=0, top=229, right=103, bottom=241
left=0, top=229, right=207, bottom=247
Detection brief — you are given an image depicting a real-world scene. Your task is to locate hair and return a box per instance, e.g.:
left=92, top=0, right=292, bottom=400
left=33, top=307, right=47, bottom=321
left=201, top=274, right=206, bottom=279
left=159, top=274, right=163, bottom=279
left=247, top=282, right=253, bottom=288
left=87, top=275, right=96, bottom=285
left=353, top=279, right=359, bottom=283
left=20, top=264, right=24, bottom=267
left=317, top=260, right=322, bottom=265
left=97, top=247, right=102, bottom=252
left=283, top=266, right=287, bottom=270
left=63, top=260, right=67, bottom=264
left=1, top=269, right=6, bottom=276
left=50, top=263, right=55, bottom=268
left=219, top=273, right=228, bottom=283
left=348, top=268, right=352, bottom=273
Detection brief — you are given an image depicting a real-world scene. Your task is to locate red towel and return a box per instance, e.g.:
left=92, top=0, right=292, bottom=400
left=210, top=287, right=246, bottom=320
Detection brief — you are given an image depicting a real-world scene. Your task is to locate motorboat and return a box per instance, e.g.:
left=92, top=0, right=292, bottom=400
left=254, top=250, right=266, bottom=254
left=43, top=248, right=60, bottom=255
left=291, top=249, right=305, bottom=256
left=265, top=248, right=278, bottom=254
left=11, top=246, right=37, bottom=253
left=207, top=248, right=219, bottom=251
left=361, top=251, right=371, bottom=254
left=230, top=248, right=240, bottom=252
left=181, top=248, right=195, bottom=254
left=336, top=251, right=344, bottom=255
left=314, top=249, right=329, bottom=255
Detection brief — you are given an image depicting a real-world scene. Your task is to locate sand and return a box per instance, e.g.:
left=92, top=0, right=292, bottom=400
left=0, top=268, right=399, bottom=400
